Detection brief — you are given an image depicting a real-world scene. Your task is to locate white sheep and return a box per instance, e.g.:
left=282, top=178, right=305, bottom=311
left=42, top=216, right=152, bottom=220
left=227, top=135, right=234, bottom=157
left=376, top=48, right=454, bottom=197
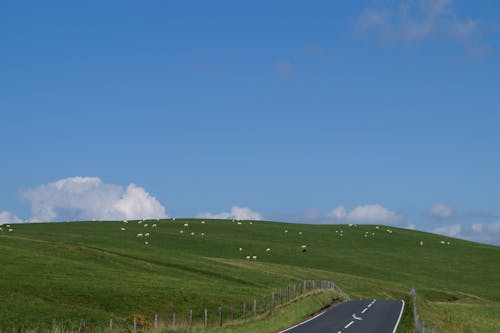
left=266, top=248, right=271, bottom=252
left=239, top=247, right=243, bottom=251
left=372, top=232, right=375, bottom=236
left=145, top=241, right=149, bottom=245
left=301, top=245, right=307, bottom=249
left=183, top=223, right=189, bottom=227
left=249, top=222, right=253, bottom=224
left=180, top=230, right=184, bottom=234
left=237, top=222, right=242, bottom=225
left=349, top=224, right=353, bottom=227
left=246, top=255, right=250, bottom=260
left=364, top=234, right=368, bottom=238
left=138, top=221, right=142, bottom=224
left=145, top=232, right=150, bottom=237
left=144, top=224, right=148, bottom=227
left=137, top=233, right=143, bottom=237
left=298, top=231, right=302, bottom=235
left=6, top=225, right=10, bottom=227
left=8, top=229, right=13, bottom=232
left=375, top=226, right=380, bottom=229
left=152, top=224, right=157, bottom=228
left=420, top=241, right=424, bottom=246
left=156, top=218, right=160, bottom=221
left=0, top=228, right=3, bottom=231
left=121, top=228, right=126, bottom=231
left=201, top=232, right=204, bottom=236
left=447, top=241, right=450, bottom=245
left=201, top=221, right=205, bottom=224
left=173, top=218, right=176, bottom=221
left=440, top=240, right=445, bottom=244
left=123, top=220, right=128, bottom=223
left=191, top=232, right=195, bottom=236
left=285, top=230, right=288, bottom=233
left=252, top=255, right=257, bottom=260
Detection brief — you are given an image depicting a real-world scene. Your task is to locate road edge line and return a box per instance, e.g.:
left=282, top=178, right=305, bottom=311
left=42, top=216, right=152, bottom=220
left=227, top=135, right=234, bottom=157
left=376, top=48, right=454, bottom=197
left=392, top=299, right=405, bottom=333
left=276, top=309, right=328, bottom=333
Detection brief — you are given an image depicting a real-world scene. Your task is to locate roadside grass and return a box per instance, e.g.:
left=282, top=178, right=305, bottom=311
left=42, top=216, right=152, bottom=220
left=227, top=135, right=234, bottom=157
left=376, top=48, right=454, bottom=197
left=0, top=219, right=498, bottom=332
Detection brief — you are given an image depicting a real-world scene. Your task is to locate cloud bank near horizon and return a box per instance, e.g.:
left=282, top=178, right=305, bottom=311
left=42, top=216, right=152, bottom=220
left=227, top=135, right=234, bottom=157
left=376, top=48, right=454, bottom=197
left=17, top=176, right=167, bottom=222
left=197, top=206, right=263, bottom=221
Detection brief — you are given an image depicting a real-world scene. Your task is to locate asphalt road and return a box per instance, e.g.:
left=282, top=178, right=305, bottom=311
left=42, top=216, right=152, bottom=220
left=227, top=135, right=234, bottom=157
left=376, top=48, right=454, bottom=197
left=278, top=299, right=405, bottom=333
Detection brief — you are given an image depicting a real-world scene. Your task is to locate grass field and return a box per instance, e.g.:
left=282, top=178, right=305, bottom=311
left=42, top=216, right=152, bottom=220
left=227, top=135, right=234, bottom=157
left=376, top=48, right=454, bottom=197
left=0, top=219, right=499, bottom=332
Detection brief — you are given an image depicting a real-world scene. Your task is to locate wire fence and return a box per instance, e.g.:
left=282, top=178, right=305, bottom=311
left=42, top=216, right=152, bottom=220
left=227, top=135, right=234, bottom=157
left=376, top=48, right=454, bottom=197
left=410, top=287, right=444, bottom=333
left=4, top=280, right=347, bottom=333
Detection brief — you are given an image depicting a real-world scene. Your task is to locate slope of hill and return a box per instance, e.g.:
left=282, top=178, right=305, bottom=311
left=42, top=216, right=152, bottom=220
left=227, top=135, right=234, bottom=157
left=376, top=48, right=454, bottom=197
left=0, top=219, right=499, bottom=332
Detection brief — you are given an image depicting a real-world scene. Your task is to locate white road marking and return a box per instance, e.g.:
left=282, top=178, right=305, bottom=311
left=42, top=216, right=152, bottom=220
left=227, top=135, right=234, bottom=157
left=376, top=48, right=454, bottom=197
left=352, top=313, right=363, bottom=320
left=277, top=308, right=328, bottom=333
left=344, top=321, right=354, bottom=328
left=391, top=300, right=405, bottom=333
left=361, top=308, right=368, bottom=314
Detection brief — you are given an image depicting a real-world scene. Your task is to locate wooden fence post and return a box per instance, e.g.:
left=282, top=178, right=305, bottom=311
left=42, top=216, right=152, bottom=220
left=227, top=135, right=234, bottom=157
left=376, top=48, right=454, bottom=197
left=263, top=297, right=267, bottom=313
left=189, top=310, right=193, bottom=328
left=303, top=280, right=307, bottom=293
left=82, top=321, right=87, bottom=333
left=133, top=317, right=137, bottom=332
left=293, top=284, right=296, bottom=298
left=154, top=314, right=158, bottom=329
left=243, top=303, right=246, bottom=320
left=272, top=292, right=275, bottom=309
left=204, top=308, right=208, bottom=329
left=219, top=306, right=223, bottom=327
left=253, top=299, right=256, bottom=318
left=173, top=313, right=176, bottom=331
left=280, top=288, right=283, bottom=305
left=109, top=319, right=113, bottom=330
left=287, top=286, right=290, bottom=302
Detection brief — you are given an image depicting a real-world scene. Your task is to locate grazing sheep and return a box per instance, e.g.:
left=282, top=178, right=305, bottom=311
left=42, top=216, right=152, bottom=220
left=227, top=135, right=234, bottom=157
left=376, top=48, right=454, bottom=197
left=246, top=256, right=250, bottom=260
left=375, top=226, right=380, bottom=229
left=349, top=224, right=353, bottom=227
left=298, top=231, right=302, bottom=235
left=440, top=240, right=445, bottom=244
left=138, top=221, right=142, bottom=224
left=201, top=221, right=205, bottom=224
left=285, top=230, right=288, bottom=233
left=420, top=241, right=424, bottom=246
left=191, top=232, right=195, bottom=236
left=249, top=222, right=253, bottom=224
left=144, top=224, right=148, bottom=227
left=447, top=241, right=450, bottom=245
left=8, top=229, right=13, bottom=232
left=152, top=224, right=157, bottom=228
left=137, top=233, right=143, bottom=237
left=173, top=218, right=176, bottom=221
left=266, top=248, right=271, bottom=252
left=183, top=223, right=189, bottom=227
left=372, top=232, right=375, bottom=236
left=180, top=230, right=184, bottom=234
left=237, top=222, right=242, bottom=225
left=145, top=233, right=150, bottom=237
left=201, top=232, right=204, bottom=236
left=121, top=228, right=126, bottom=231
left=252, top=256, right=257, bottom=260
left=239, top=247, right=243, bottom=251
left=364, top=234, right=368, bottom=238
left=6, top=225, right=10, bottom=227
left=123, top=220, right=128, bottom=223
left=157, top=218, right=160, bottom=221
left=145, top=241, right=149, bottom=245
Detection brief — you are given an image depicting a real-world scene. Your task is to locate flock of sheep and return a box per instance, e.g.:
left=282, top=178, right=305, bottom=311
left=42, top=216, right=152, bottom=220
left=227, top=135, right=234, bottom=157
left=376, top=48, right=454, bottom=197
left=0, top=224, right=14, bottom=232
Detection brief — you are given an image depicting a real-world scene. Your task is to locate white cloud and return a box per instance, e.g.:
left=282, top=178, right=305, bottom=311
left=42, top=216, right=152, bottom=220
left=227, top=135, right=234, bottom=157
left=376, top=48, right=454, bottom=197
left=325, top=204, right=406, bottom=226
left=432, top=221, right=500, bottom=245
left=430, top=204, right=455, bottom=220
left=20, top=176, right=167, bottom=222
left=0, top=211, right=23, bottom=224
left=197, top=206, right=263, bottom=221
left=432, top=224, right=462, bottom=237
left=354, top=0, right=478, bottom=43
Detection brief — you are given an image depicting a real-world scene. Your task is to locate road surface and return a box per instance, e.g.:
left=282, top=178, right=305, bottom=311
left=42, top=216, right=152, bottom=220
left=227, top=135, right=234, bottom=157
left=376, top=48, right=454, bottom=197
left=278, top=299, right=405, bottom=333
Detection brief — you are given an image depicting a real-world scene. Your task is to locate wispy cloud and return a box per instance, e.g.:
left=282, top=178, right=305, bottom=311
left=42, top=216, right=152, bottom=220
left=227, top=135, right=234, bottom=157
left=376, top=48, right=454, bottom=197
left=20, top=176, right=167, bottom=222
left=429, top=203, right=455, bottom=220
left=197, top=206, right=263, bottom=221
left=354, top=0, right=478, bottom=44
left=274, top=59, right=294, bottom=79
left=432, top=220, right=500, bottom=245
left=0, top=211, right=23, bottom=224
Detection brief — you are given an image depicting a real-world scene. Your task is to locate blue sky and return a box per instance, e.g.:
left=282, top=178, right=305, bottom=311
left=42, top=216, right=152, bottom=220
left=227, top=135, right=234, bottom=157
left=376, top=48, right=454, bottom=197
left=1, top=1, right=499, bottom=244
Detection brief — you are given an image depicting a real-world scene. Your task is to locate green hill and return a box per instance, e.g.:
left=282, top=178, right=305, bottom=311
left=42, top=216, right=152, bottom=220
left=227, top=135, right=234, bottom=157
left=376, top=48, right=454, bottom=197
left=0, top=219, right=499, bottom=332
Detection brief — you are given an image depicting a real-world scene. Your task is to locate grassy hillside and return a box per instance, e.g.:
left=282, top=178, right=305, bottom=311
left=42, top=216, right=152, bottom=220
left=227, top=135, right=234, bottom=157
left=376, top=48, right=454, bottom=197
left=0, top=219, right=499, bottom=332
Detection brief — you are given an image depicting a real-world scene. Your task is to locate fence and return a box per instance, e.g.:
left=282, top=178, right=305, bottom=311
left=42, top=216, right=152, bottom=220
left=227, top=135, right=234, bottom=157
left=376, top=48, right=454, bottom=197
left=73, top=280, right=347, bottom=333
left=410, top=287, right=444, bottom=333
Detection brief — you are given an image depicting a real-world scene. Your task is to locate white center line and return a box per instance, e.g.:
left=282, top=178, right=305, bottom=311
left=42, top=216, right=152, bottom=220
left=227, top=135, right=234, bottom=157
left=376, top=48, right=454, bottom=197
left=345, top=321, right=355, bottom=329
left=361, top=308, right=368, bottom=314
